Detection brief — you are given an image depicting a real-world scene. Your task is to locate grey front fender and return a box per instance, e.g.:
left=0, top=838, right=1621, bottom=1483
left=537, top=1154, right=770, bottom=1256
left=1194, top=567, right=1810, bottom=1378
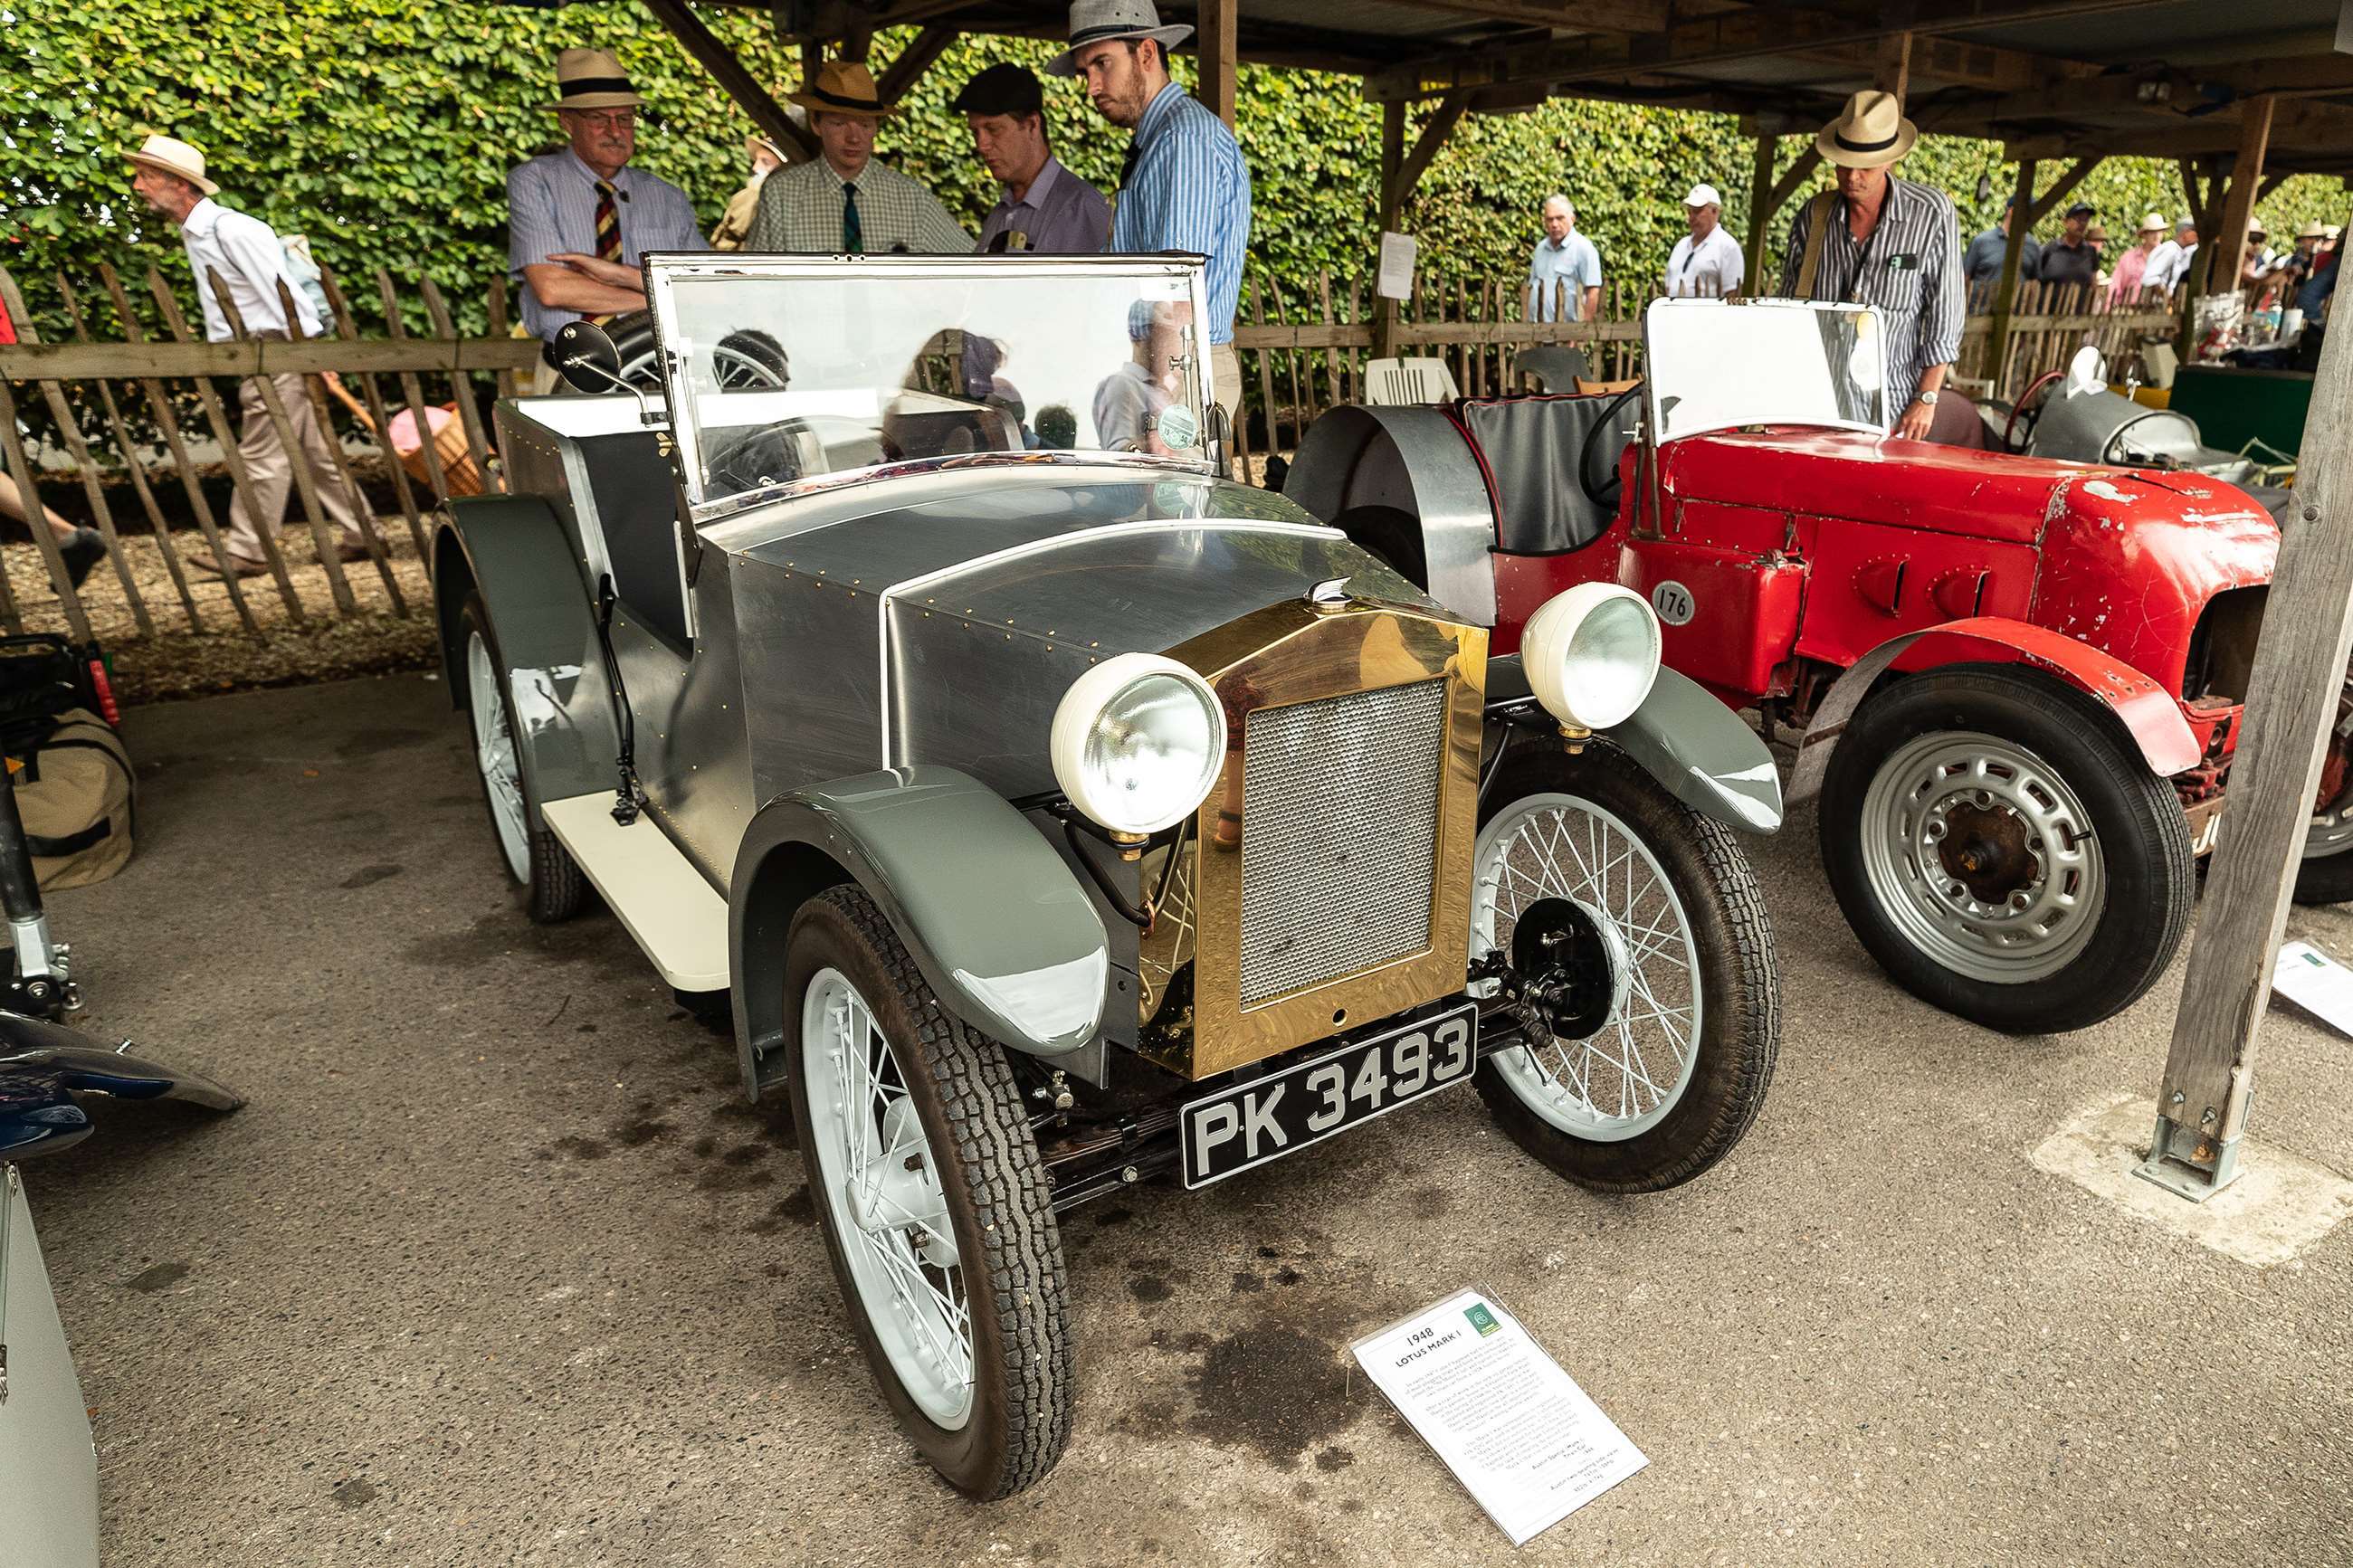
left=432, top=499, right=617, bottom=818
left=1603, top=667, right=1784, bottom=834
left=729, top=766, right=1110, bottom=1098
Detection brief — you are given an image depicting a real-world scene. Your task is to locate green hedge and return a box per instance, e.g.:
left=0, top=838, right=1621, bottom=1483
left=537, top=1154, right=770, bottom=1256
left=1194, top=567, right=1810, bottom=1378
left=5, top=0, right=2348, bottom=339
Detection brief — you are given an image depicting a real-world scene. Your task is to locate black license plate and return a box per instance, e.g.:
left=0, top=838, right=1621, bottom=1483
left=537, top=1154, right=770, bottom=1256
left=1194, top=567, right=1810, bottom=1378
left=1179, top=1003, right=1478, bottom=1189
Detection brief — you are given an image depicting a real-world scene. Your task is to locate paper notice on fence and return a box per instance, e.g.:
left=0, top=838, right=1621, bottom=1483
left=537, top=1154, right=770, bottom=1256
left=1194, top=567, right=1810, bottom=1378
left=1351, top=1289, right=1646, bottom=1545
left=1377, top=232, right=1417, bottom=299
left=2272, top=941, right=2353, bottom=1039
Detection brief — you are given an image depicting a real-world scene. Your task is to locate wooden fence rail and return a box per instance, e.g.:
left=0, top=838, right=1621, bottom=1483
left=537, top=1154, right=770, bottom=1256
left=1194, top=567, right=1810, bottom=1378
left=0, top=261, right=2195, bottom=652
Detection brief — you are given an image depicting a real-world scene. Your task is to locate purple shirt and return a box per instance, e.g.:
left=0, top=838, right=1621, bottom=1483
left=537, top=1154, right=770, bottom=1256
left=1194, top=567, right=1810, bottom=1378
left=976, top=157, right=1110, bottom=255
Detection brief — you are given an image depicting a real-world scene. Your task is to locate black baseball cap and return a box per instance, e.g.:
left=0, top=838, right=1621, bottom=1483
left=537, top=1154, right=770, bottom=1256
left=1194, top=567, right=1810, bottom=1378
left=952, top=63, right=1044, bottom=118
left=2065, top=201, right=2096, bottom=219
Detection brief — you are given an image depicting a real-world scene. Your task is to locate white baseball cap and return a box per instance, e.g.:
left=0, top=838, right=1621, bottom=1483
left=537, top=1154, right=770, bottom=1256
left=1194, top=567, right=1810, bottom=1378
left=1683, top=183, right=1723, bottom=209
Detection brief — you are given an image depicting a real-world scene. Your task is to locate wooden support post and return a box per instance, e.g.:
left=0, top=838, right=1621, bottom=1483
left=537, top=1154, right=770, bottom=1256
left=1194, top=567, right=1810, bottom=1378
left=102, top=265, right=262, bottom=633
left=0, top=268, right=152, bottom=635
left=1986, top=159, right=2037, bottom=398
left=2142, top=305, right=2353, bottom=1200
left=1197, top=0, right=1238, bottom=128
left=2207, top=96, right=2277, bottom=298
left=1375, top=98, right=1406, bottom=362
left=52, top=273, right=205, bottom=632
left=1873, top=30, right=1912, bottom=100
left=877, top=25, right=956, bottom=105
left=486, top=276, right=519, bottom=402
left=1745, top=134, right=1777, bottom=296
left=148, top=267, right=308, bottom=622
left=643, top=0, right=819, bottom=162
left=207, top=270, right=360, bottom=616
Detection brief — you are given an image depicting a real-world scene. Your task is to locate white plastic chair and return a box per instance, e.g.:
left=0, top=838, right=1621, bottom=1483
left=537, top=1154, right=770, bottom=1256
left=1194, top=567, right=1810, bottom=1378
left=1365, top=356, right=1461, bottom=406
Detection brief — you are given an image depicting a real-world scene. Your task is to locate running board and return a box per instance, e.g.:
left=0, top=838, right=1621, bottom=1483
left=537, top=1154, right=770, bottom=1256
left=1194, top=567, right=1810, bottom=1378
left=540, top=794, right=729, bottom=992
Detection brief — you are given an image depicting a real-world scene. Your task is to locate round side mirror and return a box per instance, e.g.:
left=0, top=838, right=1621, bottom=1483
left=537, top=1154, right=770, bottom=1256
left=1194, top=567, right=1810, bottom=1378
left=550, top=319, right=624, bottom=394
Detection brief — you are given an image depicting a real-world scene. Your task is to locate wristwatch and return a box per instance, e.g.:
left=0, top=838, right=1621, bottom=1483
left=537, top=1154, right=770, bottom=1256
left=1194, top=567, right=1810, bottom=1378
left=1916, top=390, right=1940, bottom=405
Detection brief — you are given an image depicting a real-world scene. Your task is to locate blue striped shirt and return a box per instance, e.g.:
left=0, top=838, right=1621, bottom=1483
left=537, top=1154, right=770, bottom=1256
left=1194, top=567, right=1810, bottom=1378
left=507, top=151, right=707, bottom=340
left=1110, top=84, right=1251, bottom=343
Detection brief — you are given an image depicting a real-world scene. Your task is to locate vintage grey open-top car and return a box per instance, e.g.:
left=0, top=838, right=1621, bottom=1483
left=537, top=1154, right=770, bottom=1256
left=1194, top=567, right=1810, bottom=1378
left=433, top=254, right=1785, bottom=1497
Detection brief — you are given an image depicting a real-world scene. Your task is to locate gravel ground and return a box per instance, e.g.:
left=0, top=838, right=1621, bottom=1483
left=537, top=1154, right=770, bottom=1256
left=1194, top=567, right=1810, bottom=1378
left=5, top=525, right=438, bottom=705
left=18, top=675, right=2353, bottom=1567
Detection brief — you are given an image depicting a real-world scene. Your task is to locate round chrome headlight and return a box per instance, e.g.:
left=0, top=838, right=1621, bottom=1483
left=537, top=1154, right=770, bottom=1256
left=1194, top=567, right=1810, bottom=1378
left=1521, top=583, right=1662, bottom=731
left=1050, top=653, right=1227, bottom=835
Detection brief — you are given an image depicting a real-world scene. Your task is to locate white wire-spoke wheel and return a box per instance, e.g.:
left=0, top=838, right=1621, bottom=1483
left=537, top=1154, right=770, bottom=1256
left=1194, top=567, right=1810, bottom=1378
left=784, top=887, right=1071, bottom=1498
left=1471, top=745, right=1778, bottom=1193
left=456, top=594, right=586, bottom=924
left=1819, top=666, right=2192, bottom=1035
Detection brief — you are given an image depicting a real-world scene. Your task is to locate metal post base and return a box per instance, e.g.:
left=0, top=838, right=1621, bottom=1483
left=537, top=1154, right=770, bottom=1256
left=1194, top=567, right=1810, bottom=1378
left=2133, top=1115, right=2244, bottom=1202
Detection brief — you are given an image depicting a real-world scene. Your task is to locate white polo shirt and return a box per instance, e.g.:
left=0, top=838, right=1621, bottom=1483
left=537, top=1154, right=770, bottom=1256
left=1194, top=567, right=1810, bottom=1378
left=178, top=197, right=322, bottom=344
left=1664, top=223, right=1745, bottom=298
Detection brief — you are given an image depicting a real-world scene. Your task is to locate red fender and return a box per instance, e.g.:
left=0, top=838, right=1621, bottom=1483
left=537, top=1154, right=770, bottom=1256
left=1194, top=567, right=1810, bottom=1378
left=1787, top=614, right=2202, bottom=803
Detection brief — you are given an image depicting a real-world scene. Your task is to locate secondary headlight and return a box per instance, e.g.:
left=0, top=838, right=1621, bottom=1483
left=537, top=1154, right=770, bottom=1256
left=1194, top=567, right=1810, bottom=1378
left=1520, top=583, right=1662, bottom=731
left=1050, top=653, right=1227, bottom=835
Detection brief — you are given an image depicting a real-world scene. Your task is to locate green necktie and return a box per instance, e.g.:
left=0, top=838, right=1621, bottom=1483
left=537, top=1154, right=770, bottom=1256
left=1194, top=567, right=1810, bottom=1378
left=842, top=181, right=862, bottom=255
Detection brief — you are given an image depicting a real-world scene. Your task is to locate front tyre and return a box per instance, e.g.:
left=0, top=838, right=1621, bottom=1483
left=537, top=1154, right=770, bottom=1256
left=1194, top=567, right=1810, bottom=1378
left=458, top=594, right=586, bottom=924
left=2292, top=679, right=2353, bottom=905
left=1818, top=666, right=2192, bottom=1034
left=1470, top=744, right=1779, bottom=1193
left=784, top=887, right=1072, bottom=1499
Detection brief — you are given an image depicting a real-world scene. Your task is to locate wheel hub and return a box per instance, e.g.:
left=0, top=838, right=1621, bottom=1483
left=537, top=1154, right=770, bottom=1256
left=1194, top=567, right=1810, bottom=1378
left=842, top=1098, right=957, bottom=1269
left=1509, top=897, right=1631, bottom=1042
left=1931, top=797, right=2041, bottom=907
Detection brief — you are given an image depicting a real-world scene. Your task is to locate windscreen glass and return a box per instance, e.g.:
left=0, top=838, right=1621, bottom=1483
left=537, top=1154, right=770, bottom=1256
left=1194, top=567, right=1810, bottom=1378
left=645, top=256, right=1213, bottom=511
left=1644, top=299, right=1889, bottom=442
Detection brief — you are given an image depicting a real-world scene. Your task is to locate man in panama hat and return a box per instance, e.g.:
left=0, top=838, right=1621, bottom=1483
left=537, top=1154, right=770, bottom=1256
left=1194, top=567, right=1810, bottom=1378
left=1778, top=90, right=1969, bottom=445
left=711, top=133, right=793, bottom=251
left=1051, top=0, right=1251, bottom=421
left=745, top=60, right=970, bottom=253
left=129, top=132, right=368, bottom=577
left=507, top=46, right=707, bottom=384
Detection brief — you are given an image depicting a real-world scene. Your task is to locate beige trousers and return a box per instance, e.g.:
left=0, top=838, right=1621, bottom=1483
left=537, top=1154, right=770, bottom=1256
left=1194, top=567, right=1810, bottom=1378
left=224, top=371, right=362, bottom=564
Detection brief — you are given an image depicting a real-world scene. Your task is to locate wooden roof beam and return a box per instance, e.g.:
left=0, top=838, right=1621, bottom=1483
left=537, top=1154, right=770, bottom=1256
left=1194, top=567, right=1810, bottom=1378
left=643, top=0, right=820, bottom=159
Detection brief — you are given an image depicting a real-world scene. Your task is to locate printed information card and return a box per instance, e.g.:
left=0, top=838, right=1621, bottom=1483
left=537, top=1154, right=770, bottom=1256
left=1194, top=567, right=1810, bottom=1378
left=1351, top=1289, right=1646, bottom=1546
left=2273, top=940, right=2353, bottom=1039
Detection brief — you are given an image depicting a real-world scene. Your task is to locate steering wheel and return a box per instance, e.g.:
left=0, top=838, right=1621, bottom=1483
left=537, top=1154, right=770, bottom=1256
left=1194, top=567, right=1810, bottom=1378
left=1578, top=383, right=1644, bottom=507
left=2003, top=368, right=2068, bottom=452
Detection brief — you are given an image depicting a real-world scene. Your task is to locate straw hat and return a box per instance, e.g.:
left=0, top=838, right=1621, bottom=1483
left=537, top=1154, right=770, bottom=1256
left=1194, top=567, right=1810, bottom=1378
left=127, top=133, right=219, bottom=197
left=543, top=48, right=643, bottom=112
left=789, top=60, right=892, bottom=120
left=1815, top=90, right=1916, bottom=169
left=2138, top=212, right=2167, bottom=233
left=2299, top=221, right=2328, bottom=241
left=1047, top=0, right=1195, bottom=77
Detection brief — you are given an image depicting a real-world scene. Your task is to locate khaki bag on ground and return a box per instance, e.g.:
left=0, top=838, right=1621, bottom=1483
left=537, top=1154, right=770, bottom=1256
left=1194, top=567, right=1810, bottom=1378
left=9, top=709, right=135, bottom=890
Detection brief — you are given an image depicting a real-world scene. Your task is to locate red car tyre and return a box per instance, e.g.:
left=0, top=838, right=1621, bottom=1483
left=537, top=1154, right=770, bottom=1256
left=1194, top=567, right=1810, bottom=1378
left=1818, top=665, right=2194, bottom=1035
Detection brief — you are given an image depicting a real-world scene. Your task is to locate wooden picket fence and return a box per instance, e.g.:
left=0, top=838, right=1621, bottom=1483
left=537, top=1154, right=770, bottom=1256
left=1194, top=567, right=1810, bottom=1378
left=0, top=261, right=533, bottom=645
left=1231, top=268, right=2186, bottom=472
left=0, top=260, right=2187, bottom=651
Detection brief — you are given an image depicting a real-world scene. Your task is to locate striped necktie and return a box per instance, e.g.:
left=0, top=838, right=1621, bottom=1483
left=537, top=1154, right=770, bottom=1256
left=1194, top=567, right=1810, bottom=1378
left=842, top=181, right=863, bottom=254
left=594, top=180, right=623, bottom=263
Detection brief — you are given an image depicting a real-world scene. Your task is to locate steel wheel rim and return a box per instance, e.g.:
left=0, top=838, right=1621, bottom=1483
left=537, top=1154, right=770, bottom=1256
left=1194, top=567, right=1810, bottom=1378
left=466, top=632, right=531, bottom=884
left=801, top=966, right=974, bottom=1430
left=2308, top=769, right=2353, bottom=860
left=1470, top=792, right=1701, bottom=1141
left=1858, top=729, right=2106, bottom=984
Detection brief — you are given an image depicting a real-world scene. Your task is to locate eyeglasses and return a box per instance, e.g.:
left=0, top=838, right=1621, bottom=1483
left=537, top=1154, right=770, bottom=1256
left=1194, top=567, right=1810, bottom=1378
left=567, top=110, right=637, bottom=130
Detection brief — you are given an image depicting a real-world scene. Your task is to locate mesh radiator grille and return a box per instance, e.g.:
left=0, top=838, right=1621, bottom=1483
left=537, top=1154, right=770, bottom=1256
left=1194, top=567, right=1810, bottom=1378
left=1237, top=679, right=1448, bottom=1006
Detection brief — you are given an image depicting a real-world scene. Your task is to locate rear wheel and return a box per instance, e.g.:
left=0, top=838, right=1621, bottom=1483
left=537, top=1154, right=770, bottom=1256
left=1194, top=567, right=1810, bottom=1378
left=459, top=594, right=586, bottom=924
left=785, top=887, right=1072, bottom=1499
left=1819, top=667, right=2192, bottom=1034
left=1469, top=745, right=1778, bottom=1193
left=2293, top=681, right=2353, bottom=905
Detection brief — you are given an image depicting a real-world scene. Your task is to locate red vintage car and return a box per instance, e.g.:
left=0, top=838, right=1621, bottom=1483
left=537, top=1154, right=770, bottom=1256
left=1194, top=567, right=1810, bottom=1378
left=1288, top=299, right=2331, bottom=1034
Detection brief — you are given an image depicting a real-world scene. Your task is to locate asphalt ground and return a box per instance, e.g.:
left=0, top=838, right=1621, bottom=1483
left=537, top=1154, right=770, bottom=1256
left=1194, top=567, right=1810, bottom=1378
left=23, top=673, right=2353, bottom=1566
